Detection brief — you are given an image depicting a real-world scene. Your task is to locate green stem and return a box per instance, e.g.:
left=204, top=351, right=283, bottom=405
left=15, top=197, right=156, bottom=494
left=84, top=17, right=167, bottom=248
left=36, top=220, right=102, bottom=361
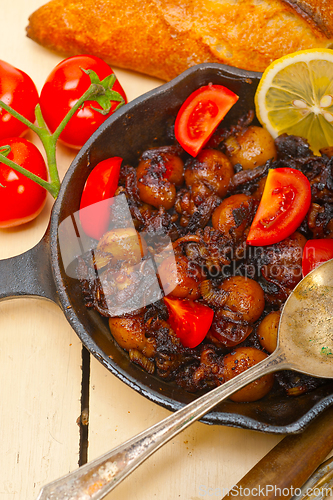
left=34, top=104, right=60, bottom=192
left=41, top=85, right=102, bottom=194
left=0, top=75, right=125, bottom=200
left=0, top=100, right=40, bottom=135
left=0, top=99, right=60, bottom=197
left=0, top=153, right=58, bottom=197
left=52, top=84, right=101, bottom=143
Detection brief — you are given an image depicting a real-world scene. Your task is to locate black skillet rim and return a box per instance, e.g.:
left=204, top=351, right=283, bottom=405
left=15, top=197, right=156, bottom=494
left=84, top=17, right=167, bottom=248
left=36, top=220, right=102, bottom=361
left=49, top=62, right=333, bottom=433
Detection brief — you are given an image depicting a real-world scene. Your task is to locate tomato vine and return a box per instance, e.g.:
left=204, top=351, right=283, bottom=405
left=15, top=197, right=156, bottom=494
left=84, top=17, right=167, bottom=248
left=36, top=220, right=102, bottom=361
left=0, top=68, right=125, bottom=199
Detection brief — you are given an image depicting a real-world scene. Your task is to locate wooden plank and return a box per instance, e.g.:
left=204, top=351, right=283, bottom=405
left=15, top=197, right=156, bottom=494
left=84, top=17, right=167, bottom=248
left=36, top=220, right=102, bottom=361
left=88, top=357, right=282, bottom=500
left=0, top=299, right=83, bottom=498
left=0, top=2, right=84, bottom=498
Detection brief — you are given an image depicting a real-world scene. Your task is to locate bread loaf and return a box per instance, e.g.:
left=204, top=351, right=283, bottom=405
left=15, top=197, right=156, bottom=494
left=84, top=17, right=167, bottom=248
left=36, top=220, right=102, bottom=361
left=26, top=0, right=333, bottom=81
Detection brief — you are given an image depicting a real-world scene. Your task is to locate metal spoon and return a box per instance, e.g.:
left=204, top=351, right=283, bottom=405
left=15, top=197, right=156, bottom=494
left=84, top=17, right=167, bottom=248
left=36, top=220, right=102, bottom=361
left=36, top=259, right=333, bottom=500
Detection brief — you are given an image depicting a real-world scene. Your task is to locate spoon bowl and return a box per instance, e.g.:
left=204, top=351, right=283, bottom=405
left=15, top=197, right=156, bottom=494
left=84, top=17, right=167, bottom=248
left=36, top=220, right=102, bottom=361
left=277, top=258, right=333, bottom=379
left=37, top=258, right=333, bottom=500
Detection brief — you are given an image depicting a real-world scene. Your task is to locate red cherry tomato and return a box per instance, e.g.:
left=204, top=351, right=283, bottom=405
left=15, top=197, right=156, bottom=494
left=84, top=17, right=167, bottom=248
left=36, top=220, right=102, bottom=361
left=302, top=239, right=333, bottom=276
left=163, top=296, right=214, bottom=348
left=174, top=84, right=238, bottom=157
left=0, top=60, right=39, bottom=140
left=0, top=137, right=47, bottom=228
left=79, top=156, right=122, bottom=239
left=247, top=168, right=311, bottom=246
left=39, top=55, right=127, bottom=149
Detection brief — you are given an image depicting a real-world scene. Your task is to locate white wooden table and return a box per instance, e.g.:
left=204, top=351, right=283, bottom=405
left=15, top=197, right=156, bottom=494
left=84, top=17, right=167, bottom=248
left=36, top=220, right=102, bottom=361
left=0, top=1, right=300, bottom=498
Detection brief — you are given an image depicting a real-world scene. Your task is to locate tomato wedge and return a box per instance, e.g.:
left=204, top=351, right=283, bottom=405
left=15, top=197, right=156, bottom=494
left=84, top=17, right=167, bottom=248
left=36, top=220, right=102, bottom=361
left=247, top=167, right=311, bottom=246
left=79, top=157, right=122, bottom=239
left=302, top=239, right=333, bottom=276
left=163, top=296, right=214, bottom=348
left=174, top=84, right=239, bottom=157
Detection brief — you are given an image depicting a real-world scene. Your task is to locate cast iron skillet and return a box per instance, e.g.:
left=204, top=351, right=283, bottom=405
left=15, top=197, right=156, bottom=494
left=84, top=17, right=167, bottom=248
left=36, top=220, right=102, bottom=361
left=1, top=63, right=333, bottom=432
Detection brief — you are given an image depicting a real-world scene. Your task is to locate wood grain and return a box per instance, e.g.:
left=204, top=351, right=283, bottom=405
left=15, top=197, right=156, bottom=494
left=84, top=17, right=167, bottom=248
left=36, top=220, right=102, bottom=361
left=88, top=357, right=282, bottom=500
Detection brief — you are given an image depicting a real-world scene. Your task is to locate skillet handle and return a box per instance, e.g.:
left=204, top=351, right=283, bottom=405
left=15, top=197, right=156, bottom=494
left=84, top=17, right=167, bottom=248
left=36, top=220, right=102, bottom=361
left=0, top=225, right=58, bottom=304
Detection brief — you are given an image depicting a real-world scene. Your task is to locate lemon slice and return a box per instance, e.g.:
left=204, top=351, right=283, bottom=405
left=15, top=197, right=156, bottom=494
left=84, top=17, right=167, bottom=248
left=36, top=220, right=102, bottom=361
left=255, top=49, right=333, bottom=155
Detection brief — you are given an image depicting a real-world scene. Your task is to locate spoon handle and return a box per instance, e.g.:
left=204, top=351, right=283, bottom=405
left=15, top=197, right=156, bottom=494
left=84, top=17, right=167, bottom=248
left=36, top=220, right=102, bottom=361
left=36, top=349, right=287, bottom=500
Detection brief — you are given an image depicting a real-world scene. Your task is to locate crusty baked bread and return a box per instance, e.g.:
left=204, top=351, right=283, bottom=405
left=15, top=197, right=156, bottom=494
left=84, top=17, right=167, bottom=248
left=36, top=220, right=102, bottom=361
left=26, top=0, right=333, bottom=81
left=283, top=0, right=333, bottom=38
